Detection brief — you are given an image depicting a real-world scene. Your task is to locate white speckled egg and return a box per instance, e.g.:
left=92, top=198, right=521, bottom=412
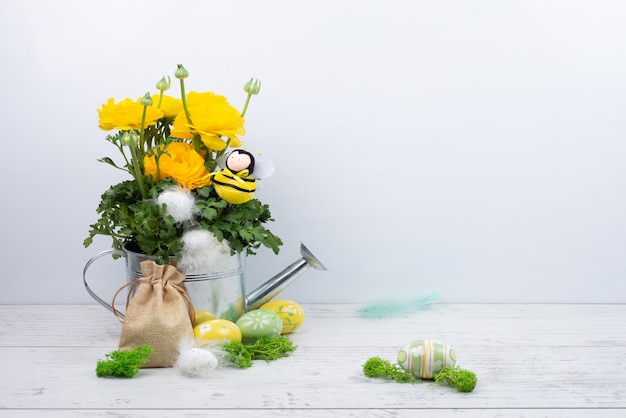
left=176, top=347, right=219, bottom=377
left=397, top=339, right=456, bottom=379
left=235, top=309, right=283, bottom=343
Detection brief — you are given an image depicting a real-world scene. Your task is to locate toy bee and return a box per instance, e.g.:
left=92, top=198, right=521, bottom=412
left=212, top=149, right=274, bottom=204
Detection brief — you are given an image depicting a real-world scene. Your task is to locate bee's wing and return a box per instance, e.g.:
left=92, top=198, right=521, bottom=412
left=254, top=159, right=275, bottom=179
left=216, top=154, right=228, bottom=169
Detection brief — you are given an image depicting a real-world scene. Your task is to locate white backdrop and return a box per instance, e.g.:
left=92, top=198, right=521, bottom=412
left=1, top=0, right=625, bottom=304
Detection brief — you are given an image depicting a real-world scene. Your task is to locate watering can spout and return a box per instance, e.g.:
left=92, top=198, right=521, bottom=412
left=246, top=243, right=326, bottom=310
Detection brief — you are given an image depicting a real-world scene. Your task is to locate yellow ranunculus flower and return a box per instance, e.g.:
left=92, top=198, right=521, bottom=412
left=143, top=142, right=212, bottom=190
left=171, top=91, right=245, bottom=151
left=98, top=98, right=164, bottom=131
left=151, top=94, right=183, bottom=119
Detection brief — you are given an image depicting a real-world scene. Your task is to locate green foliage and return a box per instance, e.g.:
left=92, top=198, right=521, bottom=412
left=83, top=178, right=183, bottom=264
left=84, top=180, right=143, bottom=251
left=194, top=186, right=282, bottom=256
left=84, top=177, right=282, bottom=263
left=434, top=366, right=478, bottom=393
left=362, top=357, right=417, bottom=383
left=221, top=336, right=297, bottom=368
left=95, top=345, right=153, bottom=378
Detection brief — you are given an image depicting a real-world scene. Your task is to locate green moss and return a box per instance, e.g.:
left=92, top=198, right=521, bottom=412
left=362, top=357, right=417, bottom=383
left=95, top=345, right=153, bottom=378
left=363, top=358, right=478, bottom=393
left=434, top=366, right=478, bottom=392
left=221, top=336, right=297, bottom=368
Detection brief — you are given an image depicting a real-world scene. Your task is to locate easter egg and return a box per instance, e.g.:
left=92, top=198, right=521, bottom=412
left=218, top=303, right=241, bottom=323
left=194, top=319, right=242, bottom=343
left=259, top=299, right=305, bottom=334
left=397, top=339, right=456, bottom=379
left=235, top=309, right=283, bottom=343
left=193, top=310, right=216, bottom=327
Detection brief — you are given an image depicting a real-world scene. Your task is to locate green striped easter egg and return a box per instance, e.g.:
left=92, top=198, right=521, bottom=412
left=397, top=339, right=456, bottom=379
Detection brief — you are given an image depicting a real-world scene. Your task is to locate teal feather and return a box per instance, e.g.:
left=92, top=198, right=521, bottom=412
left=357, top=292, right=440, bottom=318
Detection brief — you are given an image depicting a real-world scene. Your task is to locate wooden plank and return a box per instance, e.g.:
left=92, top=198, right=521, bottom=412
left=1, top=409, right=625, bottom=418
left=0, top=345, right=624, bottom=409
left=1, top=304, right=625, bottom=414
left=1, top=304, right=625, bottom=347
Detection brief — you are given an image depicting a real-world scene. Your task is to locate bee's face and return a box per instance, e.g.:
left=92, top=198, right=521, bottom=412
left=227, top=151, right=253, bottom=172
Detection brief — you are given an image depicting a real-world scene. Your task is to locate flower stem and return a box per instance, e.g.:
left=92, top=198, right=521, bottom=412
left=240, top=93, right=252, bottom=118
left=179, top=78, right=201, bottom=153
left=154, top=148, right=162, bottom=183
left=116, top=142, right=132, bottom=175
left=139, top=106, right=148, bottom=151
left=129, top=145, right=147, bottom=199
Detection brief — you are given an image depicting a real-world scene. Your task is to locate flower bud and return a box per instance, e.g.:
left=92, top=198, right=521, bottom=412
left=175, top=64, right=189, bottom=79
left=121, top=131, right=139, bottom=146
left=244, top=77, right=261, bottom=95
left=156, top=76, right=171, bottom=91
left=140, top=92, right=153, bottom=106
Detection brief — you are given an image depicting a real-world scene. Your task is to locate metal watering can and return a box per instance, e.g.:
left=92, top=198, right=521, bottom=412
left=83, top=242, right=326, bottom=321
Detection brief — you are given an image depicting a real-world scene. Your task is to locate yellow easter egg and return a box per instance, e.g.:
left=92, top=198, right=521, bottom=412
left=193, top=310, right=216, bottom=327
left=259, top=299, right=305, bottom=334
left=194, top=319, right=242, bottom=343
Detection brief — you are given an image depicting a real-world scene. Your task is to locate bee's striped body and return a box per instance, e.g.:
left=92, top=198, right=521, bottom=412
left=212, top=168, right=256, bottom=204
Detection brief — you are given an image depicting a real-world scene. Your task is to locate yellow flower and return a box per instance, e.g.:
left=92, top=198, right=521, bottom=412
left=151, top=94, right=183, bottom=119
left=171, top=91, right=245, bottom=151
left=143, top=142, right=212, bottom=190
left=98, top=98, right=164, bottom=131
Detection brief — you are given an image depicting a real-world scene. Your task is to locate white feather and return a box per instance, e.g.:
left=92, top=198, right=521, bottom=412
left=157, top=188, right=196, bottom=223
left=178, top=229, right=236, bottom=272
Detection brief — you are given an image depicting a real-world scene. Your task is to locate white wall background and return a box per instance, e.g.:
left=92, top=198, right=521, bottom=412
left=1, top=0, right=625, bottom=305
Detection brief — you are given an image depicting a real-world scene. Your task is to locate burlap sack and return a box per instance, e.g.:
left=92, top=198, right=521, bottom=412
left=113, top=260, right=195, bottom=368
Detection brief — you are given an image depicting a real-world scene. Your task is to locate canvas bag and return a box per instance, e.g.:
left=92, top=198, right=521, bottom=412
left=112, top=260, right=195, bottom=368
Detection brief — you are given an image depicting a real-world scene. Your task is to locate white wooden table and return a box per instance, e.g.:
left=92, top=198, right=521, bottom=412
left=1, top=303, right=625, bottom=417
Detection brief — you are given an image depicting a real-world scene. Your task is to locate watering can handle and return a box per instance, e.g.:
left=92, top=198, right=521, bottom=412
left=83, top=249, right=126, bottom=317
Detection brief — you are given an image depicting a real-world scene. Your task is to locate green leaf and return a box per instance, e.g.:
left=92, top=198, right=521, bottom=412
left=97, top=157, right=123, bottom=170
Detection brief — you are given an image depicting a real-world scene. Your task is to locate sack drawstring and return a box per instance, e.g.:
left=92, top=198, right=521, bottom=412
left=111, top=277, right=196, bottom=325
